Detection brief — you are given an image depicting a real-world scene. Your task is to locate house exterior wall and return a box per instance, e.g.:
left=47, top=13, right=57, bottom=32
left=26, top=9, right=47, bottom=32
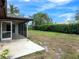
left=0, top=0, right=7, bottom=18
left=0, top=0, right=31, bottom=40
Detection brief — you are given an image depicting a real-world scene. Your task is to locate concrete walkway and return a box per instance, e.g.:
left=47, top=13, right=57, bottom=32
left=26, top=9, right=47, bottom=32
left=0, top=39, right=44, bottom=59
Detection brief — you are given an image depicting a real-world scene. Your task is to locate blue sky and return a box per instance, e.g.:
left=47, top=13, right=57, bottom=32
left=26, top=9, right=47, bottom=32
left=7, top=0, right=79, bottom=23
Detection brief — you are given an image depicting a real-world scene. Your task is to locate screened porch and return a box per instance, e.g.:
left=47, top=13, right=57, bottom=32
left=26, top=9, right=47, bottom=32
left=0, top=21, right=27, bottom=41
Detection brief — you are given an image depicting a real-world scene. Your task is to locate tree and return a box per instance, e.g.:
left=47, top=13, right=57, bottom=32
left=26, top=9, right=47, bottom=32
left=9, top=4, right=20, bottom=16
left=75, top=9, right=79, bottom=22
left=32, top=12, right=52, bottom=27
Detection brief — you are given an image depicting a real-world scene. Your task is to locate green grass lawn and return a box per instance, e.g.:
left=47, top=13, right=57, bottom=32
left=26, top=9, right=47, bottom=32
left=20, top=30, right=79, bottom=59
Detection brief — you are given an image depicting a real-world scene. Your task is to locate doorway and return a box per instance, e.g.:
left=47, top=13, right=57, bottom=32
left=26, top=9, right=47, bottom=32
left=1, top=21, right=12, bottom=41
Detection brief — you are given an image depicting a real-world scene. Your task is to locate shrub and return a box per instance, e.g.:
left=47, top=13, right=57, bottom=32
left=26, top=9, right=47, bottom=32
left=33, top=23, right=53, bottom=31
left=0, top=49, right=9, bottom=59
left=33, top=23, right=79, bottom=34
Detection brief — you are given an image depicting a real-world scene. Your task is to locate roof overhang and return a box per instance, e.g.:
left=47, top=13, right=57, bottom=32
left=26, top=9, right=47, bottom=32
left=0, top=16, right=32, bottom=22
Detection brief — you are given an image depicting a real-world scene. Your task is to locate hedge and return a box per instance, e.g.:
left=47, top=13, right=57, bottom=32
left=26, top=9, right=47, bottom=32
left=33, top=23, right=79, bottom=34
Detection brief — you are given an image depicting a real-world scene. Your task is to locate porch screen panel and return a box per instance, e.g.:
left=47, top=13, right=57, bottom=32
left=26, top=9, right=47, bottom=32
left=18, top=23, right=27, bottom=37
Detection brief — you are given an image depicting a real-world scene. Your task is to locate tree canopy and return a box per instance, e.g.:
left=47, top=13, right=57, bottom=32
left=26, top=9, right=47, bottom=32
left=32, top=12, right=52, bottom=27
left=9, top=4, right=20, bottom=16
left=75, top=9, right=79, bottom=21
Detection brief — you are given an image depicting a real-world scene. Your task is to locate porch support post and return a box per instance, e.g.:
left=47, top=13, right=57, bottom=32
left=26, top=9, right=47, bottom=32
left=11, top=21, right=12, bottom=40
left=1, top=21, right=2, bottom=40
left=26, top=22, right=28, bottom=38
left=15, top=24, right=18, bottom=35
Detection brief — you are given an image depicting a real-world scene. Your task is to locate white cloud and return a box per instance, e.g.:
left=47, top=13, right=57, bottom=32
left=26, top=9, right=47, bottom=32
left=48, top=0, right=72, bottom=5
left=24, top=0, right=30, bottom=2
left=31, top=0, right=40, bottom=2
left=19, top=0, right=40, bottom=2
left=36, top=3, right=56, bottom=12
left=7, top=0, right=10, bottom=1
left=59, top=13, right=74, bottom=17
left=35, top=0, right=73, bottom=12
left=59, top=13, right=75, bottom=24
left=7, top=0, right=31, bottom=2
left=54, top=6, right=77, bottom=11
left=28, top=21, right=32, bottom=25
left=19, top=0, right=31, bottom=2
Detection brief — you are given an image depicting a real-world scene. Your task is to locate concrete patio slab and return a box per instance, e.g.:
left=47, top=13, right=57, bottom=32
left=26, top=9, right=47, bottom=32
left=0, top=39, right=44, bottom=59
